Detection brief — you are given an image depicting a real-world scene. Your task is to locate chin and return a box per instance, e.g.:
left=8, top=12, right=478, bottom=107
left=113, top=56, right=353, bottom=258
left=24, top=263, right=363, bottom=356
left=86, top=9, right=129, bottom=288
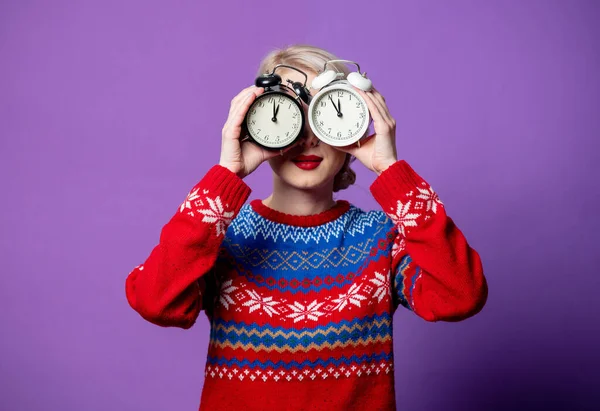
left=271, top=160, right=337, bottom=191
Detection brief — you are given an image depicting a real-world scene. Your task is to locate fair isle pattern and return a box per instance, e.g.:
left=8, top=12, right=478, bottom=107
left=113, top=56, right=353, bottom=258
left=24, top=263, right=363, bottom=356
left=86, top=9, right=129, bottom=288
left=394, top=254, right=424, bottom=311
left=223, top=237, right=378, bottom=271
left=210, top=314, right=392, bottom=351
left=125, top=161, right=486, bottom=409
left=387, top=181, right=444, bottom=236
left=385, top=180, right=443, bottom=309
left=230, top=204, right=388, bottom=244
left=179, top=188, right=234, bottom=237
left=216, top=270, right=392, bottom=320
left=208, top=352, right=392, bottom=369
left=205, top=360, right=393, bottom=382
left=394, top=255, right=415, bottom=310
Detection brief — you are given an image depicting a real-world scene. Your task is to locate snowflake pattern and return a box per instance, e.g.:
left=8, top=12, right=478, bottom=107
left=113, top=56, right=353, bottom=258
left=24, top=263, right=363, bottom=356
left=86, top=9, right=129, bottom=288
left=416, top=185, right=443, bottom=213
left=179, top=188, right=202, bottom=215
left=389, top=199, right=420, bottom=236
left=286, top=300, right=326, bottom=323
left=386, top=183, right=443, bottom=237
left=219, top=279, right=238, bottom=310
left=369, top=271, right=391, bottom=303
left=331, top=283, right=367, bottom=311
left=180, top=188, right=234, bottom=237
left=242, top=289, right=280, bottom=317
left=199, top=196, right=235, bottom=237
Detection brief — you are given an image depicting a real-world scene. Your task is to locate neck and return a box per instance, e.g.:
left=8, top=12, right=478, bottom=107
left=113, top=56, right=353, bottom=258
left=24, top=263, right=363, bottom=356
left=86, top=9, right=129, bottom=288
left=263, top=176, right=337, bottom=216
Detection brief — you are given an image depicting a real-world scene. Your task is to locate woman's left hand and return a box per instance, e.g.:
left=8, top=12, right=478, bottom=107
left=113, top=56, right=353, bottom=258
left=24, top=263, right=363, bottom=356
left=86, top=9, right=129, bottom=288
left=335, top=86, right=398, bottom=175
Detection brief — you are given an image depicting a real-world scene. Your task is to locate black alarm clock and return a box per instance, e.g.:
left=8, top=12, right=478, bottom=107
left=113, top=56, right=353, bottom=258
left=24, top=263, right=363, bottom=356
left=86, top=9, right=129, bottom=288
left=243, top=64, right=312, bottom=151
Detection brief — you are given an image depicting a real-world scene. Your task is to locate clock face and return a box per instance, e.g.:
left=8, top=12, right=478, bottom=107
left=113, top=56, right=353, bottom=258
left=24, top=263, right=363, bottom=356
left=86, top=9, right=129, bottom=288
left=309, top=85, right=369, bottom=146
left=246, top=92, right=303, bottom=149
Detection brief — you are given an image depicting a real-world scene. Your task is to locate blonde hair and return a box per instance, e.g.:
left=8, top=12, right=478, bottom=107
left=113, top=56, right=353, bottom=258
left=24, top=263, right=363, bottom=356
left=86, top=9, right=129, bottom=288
left=257, top=44, right=357, bottom=193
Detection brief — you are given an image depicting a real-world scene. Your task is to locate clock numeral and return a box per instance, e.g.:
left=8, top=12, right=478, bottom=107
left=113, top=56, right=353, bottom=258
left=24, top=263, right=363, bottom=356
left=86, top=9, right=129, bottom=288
left=328, top=128, right=332, bottom=134
left=278, top=97, right=285, bottom=104
left=288, top=103, right=292, bottom=109
left=252, top=109, right=257, bottom=114
left=356, top=102, right=361, bottom=108
left=293, top=123, right=298, bottom=129
left=337, top=131, right=342, bottom=137
left=257, top=129, right=261, bottom=134
left=320, top=101, right=326, bottom=107
left=286, top=131, right=289, bottom=137
left=268, top=97, right=274, bottom=103
left=265, top=135, right=269, bottom=140
left=276, top=136, right=280, bottom=141
left=319, top=121, right=324, bottom=126
left=293, top=112, right=298, bottom=118
left=251, top=120, right=256, bottom=125
left=337, top=91, right=344, bottom=97
left=349, top=94, right=352, bottom=100
left=356, top=122, right=360, bottom=128
left=259, top=102, right=264, bottom=108
left=359, top=112, right=365, bottom=118
left=348, top=129, right=352, bottom=137
left=316, top=110, right=321, bottom=116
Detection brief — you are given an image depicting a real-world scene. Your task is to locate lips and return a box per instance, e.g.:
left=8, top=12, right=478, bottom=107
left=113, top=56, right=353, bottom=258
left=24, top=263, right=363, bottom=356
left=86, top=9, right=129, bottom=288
left=292, top=154, right=323, bottom=170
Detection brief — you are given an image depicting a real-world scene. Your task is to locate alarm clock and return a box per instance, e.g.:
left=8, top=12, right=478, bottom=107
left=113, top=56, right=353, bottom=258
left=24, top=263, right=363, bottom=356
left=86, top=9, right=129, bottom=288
left=243, top=64, right=312, bottom=151
left=308, top=60, right=373, bottom=147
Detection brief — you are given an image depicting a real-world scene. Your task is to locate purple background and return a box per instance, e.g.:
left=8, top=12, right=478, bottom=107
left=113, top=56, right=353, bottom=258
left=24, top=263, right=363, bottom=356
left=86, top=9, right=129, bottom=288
left=1, top=0, right=598, bottom=410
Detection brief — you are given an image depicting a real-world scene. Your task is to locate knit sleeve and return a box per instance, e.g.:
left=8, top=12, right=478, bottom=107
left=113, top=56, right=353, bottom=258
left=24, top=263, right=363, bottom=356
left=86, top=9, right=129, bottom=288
left=370, top=160, right=488, bottom=322
left=125, top=165, right=251, bottom=329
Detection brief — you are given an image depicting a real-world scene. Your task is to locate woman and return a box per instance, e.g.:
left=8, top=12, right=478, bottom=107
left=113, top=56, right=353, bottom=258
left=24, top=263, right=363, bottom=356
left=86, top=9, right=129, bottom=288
left=125, top=44, right=488, bottom=410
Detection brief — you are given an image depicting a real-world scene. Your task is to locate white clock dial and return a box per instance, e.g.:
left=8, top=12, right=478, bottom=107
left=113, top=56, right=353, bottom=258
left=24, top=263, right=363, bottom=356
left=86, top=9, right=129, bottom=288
left=246, top=93, right=303, bottom=149
left=308, top=85, right=369, bottom=146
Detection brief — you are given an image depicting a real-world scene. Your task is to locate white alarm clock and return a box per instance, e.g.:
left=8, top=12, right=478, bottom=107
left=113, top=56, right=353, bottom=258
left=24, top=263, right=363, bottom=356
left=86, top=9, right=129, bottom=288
left=243, top=64, right=312, bottom=151
left=308, top=60, right=373, bottom=147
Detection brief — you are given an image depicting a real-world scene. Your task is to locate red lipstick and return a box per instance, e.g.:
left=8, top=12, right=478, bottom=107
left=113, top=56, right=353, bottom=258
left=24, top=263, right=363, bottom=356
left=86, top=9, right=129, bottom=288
left=292, top=155, right=323, bottom=170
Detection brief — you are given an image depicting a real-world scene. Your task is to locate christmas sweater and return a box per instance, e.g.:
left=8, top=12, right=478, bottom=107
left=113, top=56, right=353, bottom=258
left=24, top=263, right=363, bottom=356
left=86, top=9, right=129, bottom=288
left=125, top=160, right=488, bottom=411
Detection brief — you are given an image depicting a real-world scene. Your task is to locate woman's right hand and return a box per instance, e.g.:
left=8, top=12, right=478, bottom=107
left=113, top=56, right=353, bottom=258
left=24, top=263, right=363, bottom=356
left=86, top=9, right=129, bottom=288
left=219, top=86, right=296, bottom=179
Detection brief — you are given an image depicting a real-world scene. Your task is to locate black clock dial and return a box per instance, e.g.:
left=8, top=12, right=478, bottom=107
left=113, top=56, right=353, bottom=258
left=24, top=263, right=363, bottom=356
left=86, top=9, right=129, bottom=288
left=246, top=92, right=303, bottom=149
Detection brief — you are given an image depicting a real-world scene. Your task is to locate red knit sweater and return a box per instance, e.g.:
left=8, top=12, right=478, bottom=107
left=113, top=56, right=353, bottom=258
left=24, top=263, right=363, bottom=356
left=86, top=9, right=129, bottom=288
left=125, top=160, right=487, bottom=410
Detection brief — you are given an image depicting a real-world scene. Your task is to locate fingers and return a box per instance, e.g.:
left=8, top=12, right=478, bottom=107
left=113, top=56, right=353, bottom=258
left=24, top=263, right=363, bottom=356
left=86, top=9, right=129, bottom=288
left=355, top=87, right=386, bottom=129
left=354, top=86, right=396, bottom=131
left=229, top=89, right=259, bottom=128
left=369, top=87, right=396, bottom=129
left=228, top=85, right=260, bottom=115
left=223, top=87, right=264, bottom=138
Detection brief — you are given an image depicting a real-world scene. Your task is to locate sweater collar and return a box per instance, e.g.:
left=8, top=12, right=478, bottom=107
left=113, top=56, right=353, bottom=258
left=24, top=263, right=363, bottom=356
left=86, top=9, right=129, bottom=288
left=249, top=199, right=351, bottom=227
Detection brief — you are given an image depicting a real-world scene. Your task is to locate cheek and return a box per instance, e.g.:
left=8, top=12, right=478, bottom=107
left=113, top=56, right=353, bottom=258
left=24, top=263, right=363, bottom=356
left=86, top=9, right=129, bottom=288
left=329, top=152, right=348, bottom=173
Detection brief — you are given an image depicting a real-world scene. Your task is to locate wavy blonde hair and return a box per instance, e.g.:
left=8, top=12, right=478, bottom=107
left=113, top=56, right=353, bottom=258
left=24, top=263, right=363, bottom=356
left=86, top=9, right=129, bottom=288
left=256, top=44, right=357, bottom=193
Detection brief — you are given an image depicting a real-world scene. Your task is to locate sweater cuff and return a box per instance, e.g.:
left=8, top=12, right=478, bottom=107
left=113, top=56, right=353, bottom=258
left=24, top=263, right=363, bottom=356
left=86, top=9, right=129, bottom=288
left=370, top=160, right=424, bottom=207
left=179, top=165, right=251, bottom=219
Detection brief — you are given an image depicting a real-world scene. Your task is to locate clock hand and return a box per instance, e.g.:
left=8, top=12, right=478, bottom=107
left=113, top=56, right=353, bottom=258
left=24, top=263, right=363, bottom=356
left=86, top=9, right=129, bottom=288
left=338, top=98, right=342, bottom=117
left=272, top=100, right=277, bottom=122
left=329, top=95, right=341, bottom=116
left=275, top=103, right=280, bottom=118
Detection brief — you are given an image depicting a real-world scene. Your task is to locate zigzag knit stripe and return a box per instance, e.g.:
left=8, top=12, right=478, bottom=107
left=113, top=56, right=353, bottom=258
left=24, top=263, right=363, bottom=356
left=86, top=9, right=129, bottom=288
left=206, top=352, right=393, bottom=369
left=209, top=334, right=392, bottom=352
left=217, top=240, right=394, bottom=294
left=208, top=314, right=392, bottom=351
left=229, top=205, right=392, bottom=244
left=212, top=316, right=391, bottom=338
left=211, top=320, right=391, bottom=346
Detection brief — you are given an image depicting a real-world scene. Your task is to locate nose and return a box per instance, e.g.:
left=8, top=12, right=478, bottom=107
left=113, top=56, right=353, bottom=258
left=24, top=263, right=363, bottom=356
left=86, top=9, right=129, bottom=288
left=301, top=132, right=320, bottom=148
